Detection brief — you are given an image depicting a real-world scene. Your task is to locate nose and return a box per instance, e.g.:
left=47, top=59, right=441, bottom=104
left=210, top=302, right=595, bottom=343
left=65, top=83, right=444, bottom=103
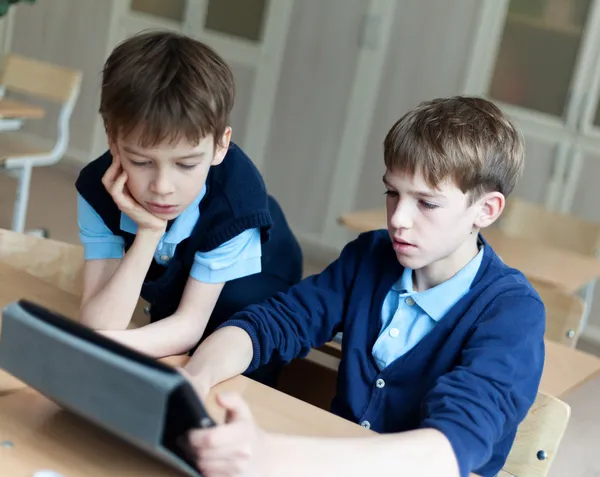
left=389, top=198, right=413, bottom=231
left=150, top=169, right=175, bottom=196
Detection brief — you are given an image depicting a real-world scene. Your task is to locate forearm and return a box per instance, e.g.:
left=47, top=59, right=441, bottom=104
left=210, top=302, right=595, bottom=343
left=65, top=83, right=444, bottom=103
left=80, top=230, right=161, bottom=330
left=262, top=428, right=459, bottom=477
left=184, top=326, right=253, bottom=390
left=102, top=311, right=212, bottom=358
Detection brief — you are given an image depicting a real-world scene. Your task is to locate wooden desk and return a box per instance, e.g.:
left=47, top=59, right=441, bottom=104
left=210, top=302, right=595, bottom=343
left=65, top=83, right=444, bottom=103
left=0, top=373, right=372, bottom=477
left=338, top=209, right=600, bottom=294
left=321, top=338, right=600, bottom=398
left=0, top=266, right=518, bottom=477
left=0, top=262, right=80, bottom=395
left=0, top=98, right=45, bottom=119
left=0, top=262, right=79, bottom=317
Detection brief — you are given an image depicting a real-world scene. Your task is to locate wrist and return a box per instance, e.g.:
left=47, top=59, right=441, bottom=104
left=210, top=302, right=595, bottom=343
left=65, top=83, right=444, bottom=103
left=135, top=227, right=164, bottom=244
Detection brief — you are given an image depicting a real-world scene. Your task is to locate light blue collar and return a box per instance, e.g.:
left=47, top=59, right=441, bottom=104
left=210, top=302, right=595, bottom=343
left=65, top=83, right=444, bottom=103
left=392, top=247, right=484, bottom=321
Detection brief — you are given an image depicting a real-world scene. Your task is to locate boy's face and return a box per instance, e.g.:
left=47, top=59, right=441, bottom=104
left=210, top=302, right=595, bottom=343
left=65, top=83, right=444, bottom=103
left=109, top=128, right=231, bottom=220
left=383, top=167, right=503, bottom=277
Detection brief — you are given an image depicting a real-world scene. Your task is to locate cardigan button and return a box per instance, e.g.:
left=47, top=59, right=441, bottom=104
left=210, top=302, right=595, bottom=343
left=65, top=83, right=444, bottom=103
left=405, top=297, right=415, bottom=306
left=376, top=378, right=385, bottom=389
left=360, top=420, right=371, bottom=429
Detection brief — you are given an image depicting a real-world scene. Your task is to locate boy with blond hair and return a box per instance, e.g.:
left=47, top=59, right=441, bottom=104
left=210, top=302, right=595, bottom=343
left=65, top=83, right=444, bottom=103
left=182, top=96, right=545, bottom=477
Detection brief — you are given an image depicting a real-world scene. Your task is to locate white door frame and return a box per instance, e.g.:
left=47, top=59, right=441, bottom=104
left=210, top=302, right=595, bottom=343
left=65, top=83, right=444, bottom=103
left=90, top=0, right=294, bottom=170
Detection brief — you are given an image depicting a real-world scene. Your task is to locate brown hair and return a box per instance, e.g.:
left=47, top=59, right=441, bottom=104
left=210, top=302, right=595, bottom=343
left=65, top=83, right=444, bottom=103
left=100, top=30, right=234, bottom=148
left=383, top=96, right=524, bottom=201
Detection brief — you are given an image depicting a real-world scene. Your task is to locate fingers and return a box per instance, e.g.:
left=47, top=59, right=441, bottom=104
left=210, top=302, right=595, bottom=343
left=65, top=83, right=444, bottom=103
left=112, top=147, right=121, bottom=167
left=101, top=160, right=121, bottom=189
left=188, top=421, right=250, bottom=450
left=188, top=428, right=253, bottom=476
left=197, top=456, right=252, bottom=477
left=216, top=392, right=254, bottom=424
left=102, top=144, right=123, bottom=189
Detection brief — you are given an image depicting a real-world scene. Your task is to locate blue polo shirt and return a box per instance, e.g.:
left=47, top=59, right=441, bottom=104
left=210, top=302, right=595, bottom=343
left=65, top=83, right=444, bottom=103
left=77, top=189, right=262, bottom=284
left=372, top=246, right=484, bottom=368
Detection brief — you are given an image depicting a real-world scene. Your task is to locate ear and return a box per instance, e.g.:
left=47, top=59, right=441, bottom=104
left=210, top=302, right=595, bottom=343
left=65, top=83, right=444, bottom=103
left=473, top=191, right=505, bottom=229
left=211, top=126, right=232, bottom=166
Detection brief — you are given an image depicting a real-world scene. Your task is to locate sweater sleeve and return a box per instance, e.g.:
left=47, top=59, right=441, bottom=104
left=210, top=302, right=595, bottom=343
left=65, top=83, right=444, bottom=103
left=419, top=293, right=545, bottom=477
left=217, top=233, right=368, bottom=372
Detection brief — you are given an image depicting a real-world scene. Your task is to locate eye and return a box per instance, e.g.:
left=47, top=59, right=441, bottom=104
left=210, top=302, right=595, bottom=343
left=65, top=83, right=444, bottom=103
left=420, top=200, right=439, bottom=210
left=130, top=160, right=149, bottom=167
left=384, top=190, right=398, bottom=197
left=177, top=163, right=197, bottom=170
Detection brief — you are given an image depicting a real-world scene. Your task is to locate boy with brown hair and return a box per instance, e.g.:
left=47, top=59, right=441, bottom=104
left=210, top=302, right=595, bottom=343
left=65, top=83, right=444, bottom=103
left=75, top=31, right=302, bottom=385
left=181, top=96, right=545, bottom=477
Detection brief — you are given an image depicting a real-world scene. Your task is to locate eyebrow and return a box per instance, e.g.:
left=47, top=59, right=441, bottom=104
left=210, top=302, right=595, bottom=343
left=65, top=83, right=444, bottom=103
left=382, top=175, right=447, bottom=200
left=123, top=146, right=206, bottom=161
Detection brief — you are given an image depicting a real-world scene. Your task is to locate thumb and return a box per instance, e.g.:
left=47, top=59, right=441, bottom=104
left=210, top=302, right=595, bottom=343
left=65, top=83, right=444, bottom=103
left=216, top=392, right=253, bottom=424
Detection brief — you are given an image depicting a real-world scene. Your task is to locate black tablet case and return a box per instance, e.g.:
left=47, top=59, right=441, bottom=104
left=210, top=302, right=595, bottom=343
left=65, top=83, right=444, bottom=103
left=0, top=300, right=215, bottom=477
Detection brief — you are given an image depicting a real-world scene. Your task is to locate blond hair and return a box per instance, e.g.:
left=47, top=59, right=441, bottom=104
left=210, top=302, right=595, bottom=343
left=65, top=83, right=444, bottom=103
left=384, top=96, right=524, bottom=202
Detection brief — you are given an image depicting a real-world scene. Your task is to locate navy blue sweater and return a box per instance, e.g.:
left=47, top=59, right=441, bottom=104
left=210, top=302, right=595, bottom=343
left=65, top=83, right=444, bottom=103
left=222, top=230, right=545, bottom=477
left=75, top=144, right=303, bottom=321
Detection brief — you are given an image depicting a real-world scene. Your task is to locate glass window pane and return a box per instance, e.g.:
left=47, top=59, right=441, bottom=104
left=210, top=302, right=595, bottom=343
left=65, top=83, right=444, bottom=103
left=488, top=0, right=592, bottom=117
left=205, top=0, right=268, bottom=42
left=130, top=0, right=187, bottom=23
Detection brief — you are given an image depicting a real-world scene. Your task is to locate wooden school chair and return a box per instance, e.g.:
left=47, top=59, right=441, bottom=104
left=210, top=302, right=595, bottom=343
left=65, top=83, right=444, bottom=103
left=498, top=197, right=600, bottom=332
left=501, top=392, right=571, bottom=477
left=0, top=54, right=82, bottom=233
left=527, top=277, right=586, bottom=348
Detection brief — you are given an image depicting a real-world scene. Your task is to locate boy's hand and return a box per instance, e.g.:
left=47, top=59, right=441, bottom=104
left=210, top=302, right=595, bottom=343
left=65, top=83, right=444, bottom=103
left=102, top=150, right=167, bottom=234
left=187, top=392, right=268, bottom=477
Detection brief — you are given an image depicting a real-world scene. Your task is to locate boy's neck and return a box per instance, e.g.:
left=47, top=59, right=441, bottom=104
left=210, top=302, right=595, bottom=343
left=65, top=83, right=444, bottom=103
left=412, top=233, right=480, bottom=292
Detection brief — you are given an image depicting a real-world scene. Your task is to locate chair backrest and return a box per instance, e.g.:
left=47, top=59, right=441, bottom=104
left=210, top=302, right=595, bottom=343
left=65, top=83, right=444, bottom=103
left=498, top=198, right=600, bottom=257
left=0, top=54, right=81, bottom=103
left=528, top=278, right=586, bottom=347
left=0, top=54, right=82, bottom=166
left=0, top=229, right=84, bottom=297
left=503, top=392, right=571, bottom=477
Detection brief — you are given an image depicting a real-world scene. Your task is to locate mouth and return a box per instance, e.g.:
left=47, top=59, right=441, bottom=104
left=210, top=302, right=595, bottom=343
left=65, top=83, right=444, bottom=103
left=393, top=237, right=413, bottom=246
left=392, top=237, right=417, bottom=253
left=146, top=202, right=179, bottom=214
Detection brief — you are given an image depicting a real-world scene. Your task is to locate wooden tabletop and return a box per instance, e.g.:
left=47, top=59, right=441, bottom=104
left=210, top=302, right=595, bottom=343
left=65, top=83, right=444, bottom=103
left=338, top=209, right=600, bottom=294
left=0, top=98, right=45, bottom=119
left=0, top=263, right=536, bottom=477
left=0, top=372, right=373, bottom=477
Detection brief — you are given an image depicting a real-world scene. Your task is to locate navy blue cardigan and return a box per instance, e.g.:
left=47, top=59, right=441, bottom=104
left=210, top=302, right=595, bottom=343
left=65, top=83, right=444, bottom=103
left=222, top=230, right=545, bottom=477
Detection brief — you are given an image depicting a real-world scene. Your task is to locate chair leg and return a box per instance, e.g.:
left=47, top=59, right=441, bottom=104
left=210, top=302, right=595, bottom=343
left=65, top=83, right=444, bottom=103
left=11, top=164, right=32, bottom=233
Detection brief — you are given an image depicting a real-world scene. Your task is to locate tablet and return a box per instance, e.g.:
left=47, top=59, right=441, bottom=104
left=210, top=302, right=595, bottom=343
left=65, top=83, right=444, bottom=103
left=0, top=300, right=215, bottom=477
